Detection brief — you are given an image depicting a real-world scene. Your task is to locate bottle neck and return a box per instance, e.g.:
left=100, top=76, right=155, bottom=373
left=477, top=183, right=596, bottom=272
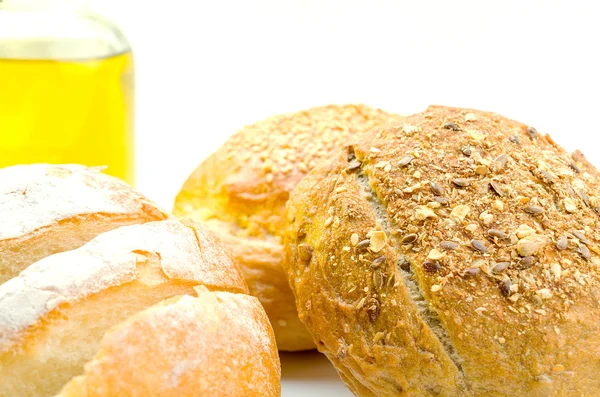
left=0, top=0, right=130, bottom=60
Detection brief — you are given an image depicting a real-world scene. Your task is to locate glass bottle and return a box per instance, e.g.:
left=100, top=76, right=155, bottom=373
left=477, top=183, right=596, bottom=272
left=0, top=0, right=135, bottom=185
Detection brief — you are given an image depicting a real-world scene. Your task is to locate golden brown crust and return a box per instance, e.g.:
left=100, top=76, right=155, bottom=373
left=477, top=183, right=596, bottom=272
left=56, top=287, right=280, bottom=397
left=0, top=220, right=278, bottom=397
left=207, top=226, right=314, bottom=350
left=284, top=106, right=600, bottom=395
left=0, top=164, right=169, bottom=285
left=174, top=104, right=404, bottom=351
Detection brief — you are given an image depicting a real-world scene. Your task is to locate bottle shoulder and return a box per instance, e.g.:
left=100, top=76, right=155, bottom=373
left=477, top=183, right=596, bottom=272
left=0, top=9, right=130, bottom=60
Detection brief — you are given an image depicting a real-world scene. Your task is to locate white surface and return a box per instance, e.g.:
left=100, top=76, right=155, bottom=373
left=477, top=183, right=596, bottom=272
left=88, top=0, right=600, bottom=211
left=280, top=351, right=352, bottom=396
left=86, top=1, right=599, bottom=395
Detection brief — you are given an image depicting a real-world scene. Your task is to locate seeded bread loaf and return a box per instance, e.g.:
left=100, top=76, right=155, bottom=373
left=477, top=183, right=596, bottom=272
left=284, top=105, right=600, bottom=396
left=56, top=287, right=280, bottom=397
left=0, top=163, right=168, bottom=285
left=174, top=104, right=404, bottom=351
left=0, top=219, right=279, bottom=397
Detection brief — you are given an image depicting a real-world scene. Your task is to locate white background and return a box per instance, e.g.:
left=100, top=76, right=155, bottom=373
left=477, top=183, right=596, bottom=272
left=89, top=1, right=599, bottom=395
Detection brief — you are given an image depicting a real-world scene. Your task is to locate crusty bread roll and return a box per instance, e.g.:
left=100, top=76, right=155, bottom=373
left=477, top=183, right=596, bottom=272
left=56, top=286, right=280, bottom=397
left=284, top=106, right=600, bottom=395
left=0, top=163, right=168, bottom=285
left=174, top=104, right=404, bottom=351
left=0, top=219, right=280, bottom=397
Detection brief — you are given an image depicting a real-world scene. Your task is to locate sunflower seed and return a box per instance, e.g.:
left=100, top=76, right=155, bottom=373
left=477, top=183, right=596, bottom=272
left=463, top=267, right=480, bottom=276
left=527, top=126, right=538, bottom=138
left=500, top=279, right=512, bottom=296
left=373, top=270, right=384, bottom=290
left=443, top=122, right=461, bottom=131
left=356, top=239, right=371, bottom=251
left=387, top=273, right=396, bottom=288
left=453, top=178, right=472, bottom=188
left=367, top=298, right=381, bottom=322
left=398, top=155, right=414, bottom=167
left=434, top=196, right=451, bottom=205
left=430, top=181, right=445, bottom=196
left=579, top=245, right=592, bottom=260
left=370, top=256, right=386, bottom=269
left=578, top=189, right=591, bottom=207
left=423, top=261, right=442, bottom=272
left=539, top=170, right=555, bottom=183
left=461, top=146, right=472, bottom=156
left=440, top=240, right=460, bottom=250
left=509, top=135, right=520, bottom=144
left=520, top=256, right=536, bottom=270
left=490, top=180, right=504, bottom=197
left=401, top=233, right=418, bottom=244
left=347, top=160, right=362, bottom=172
left=494, top=154, right=508, bottom=167
left=492, top=262, right=510, bottom=273
left=398, top=256, right=411, bottom=272
left=356, top=297, right=366, bottom=310
left=471, top=240, right=488, bottom=253
left=523, top=205, right=544, bottom=215
left=569, top=162, right=581, bottom=173
left=571, top=230, right=589, bottom=245
left=488, top=229, right=508, bottom=239
left=556, top=235, right=568, bottom=250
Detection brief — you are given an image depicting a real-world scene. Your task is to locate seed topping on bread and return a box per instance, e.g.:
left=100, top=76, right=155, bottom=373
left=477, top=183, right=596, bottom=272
left=345, top=106, right=600, bottom=310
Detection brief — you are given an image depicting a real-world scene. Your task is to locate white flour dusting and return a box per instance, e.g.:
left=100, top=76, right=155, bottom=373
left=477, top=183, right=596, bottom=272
left=0, top=164, right=164, bottom=240
left=0, top=220, right=245, bottom=351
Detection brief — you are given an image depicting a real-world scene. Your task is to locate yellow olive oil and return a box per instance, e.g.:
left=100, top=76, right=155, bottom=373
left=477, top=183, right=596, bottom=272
left=0, top=51, right=135, bottom=184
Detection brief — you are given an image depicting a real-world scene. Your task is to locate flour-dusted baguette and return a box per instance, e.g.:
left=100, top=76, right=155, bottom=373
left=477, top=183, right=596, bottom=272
left=0, top=164, right=168, bottom=284
left=0, top=219, right=279, bottom=397
left=284, top=106, right=600, bottom=396
left=174, top=104, right=404, bottom=351
left=56, top=286, right=280, bottom=397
